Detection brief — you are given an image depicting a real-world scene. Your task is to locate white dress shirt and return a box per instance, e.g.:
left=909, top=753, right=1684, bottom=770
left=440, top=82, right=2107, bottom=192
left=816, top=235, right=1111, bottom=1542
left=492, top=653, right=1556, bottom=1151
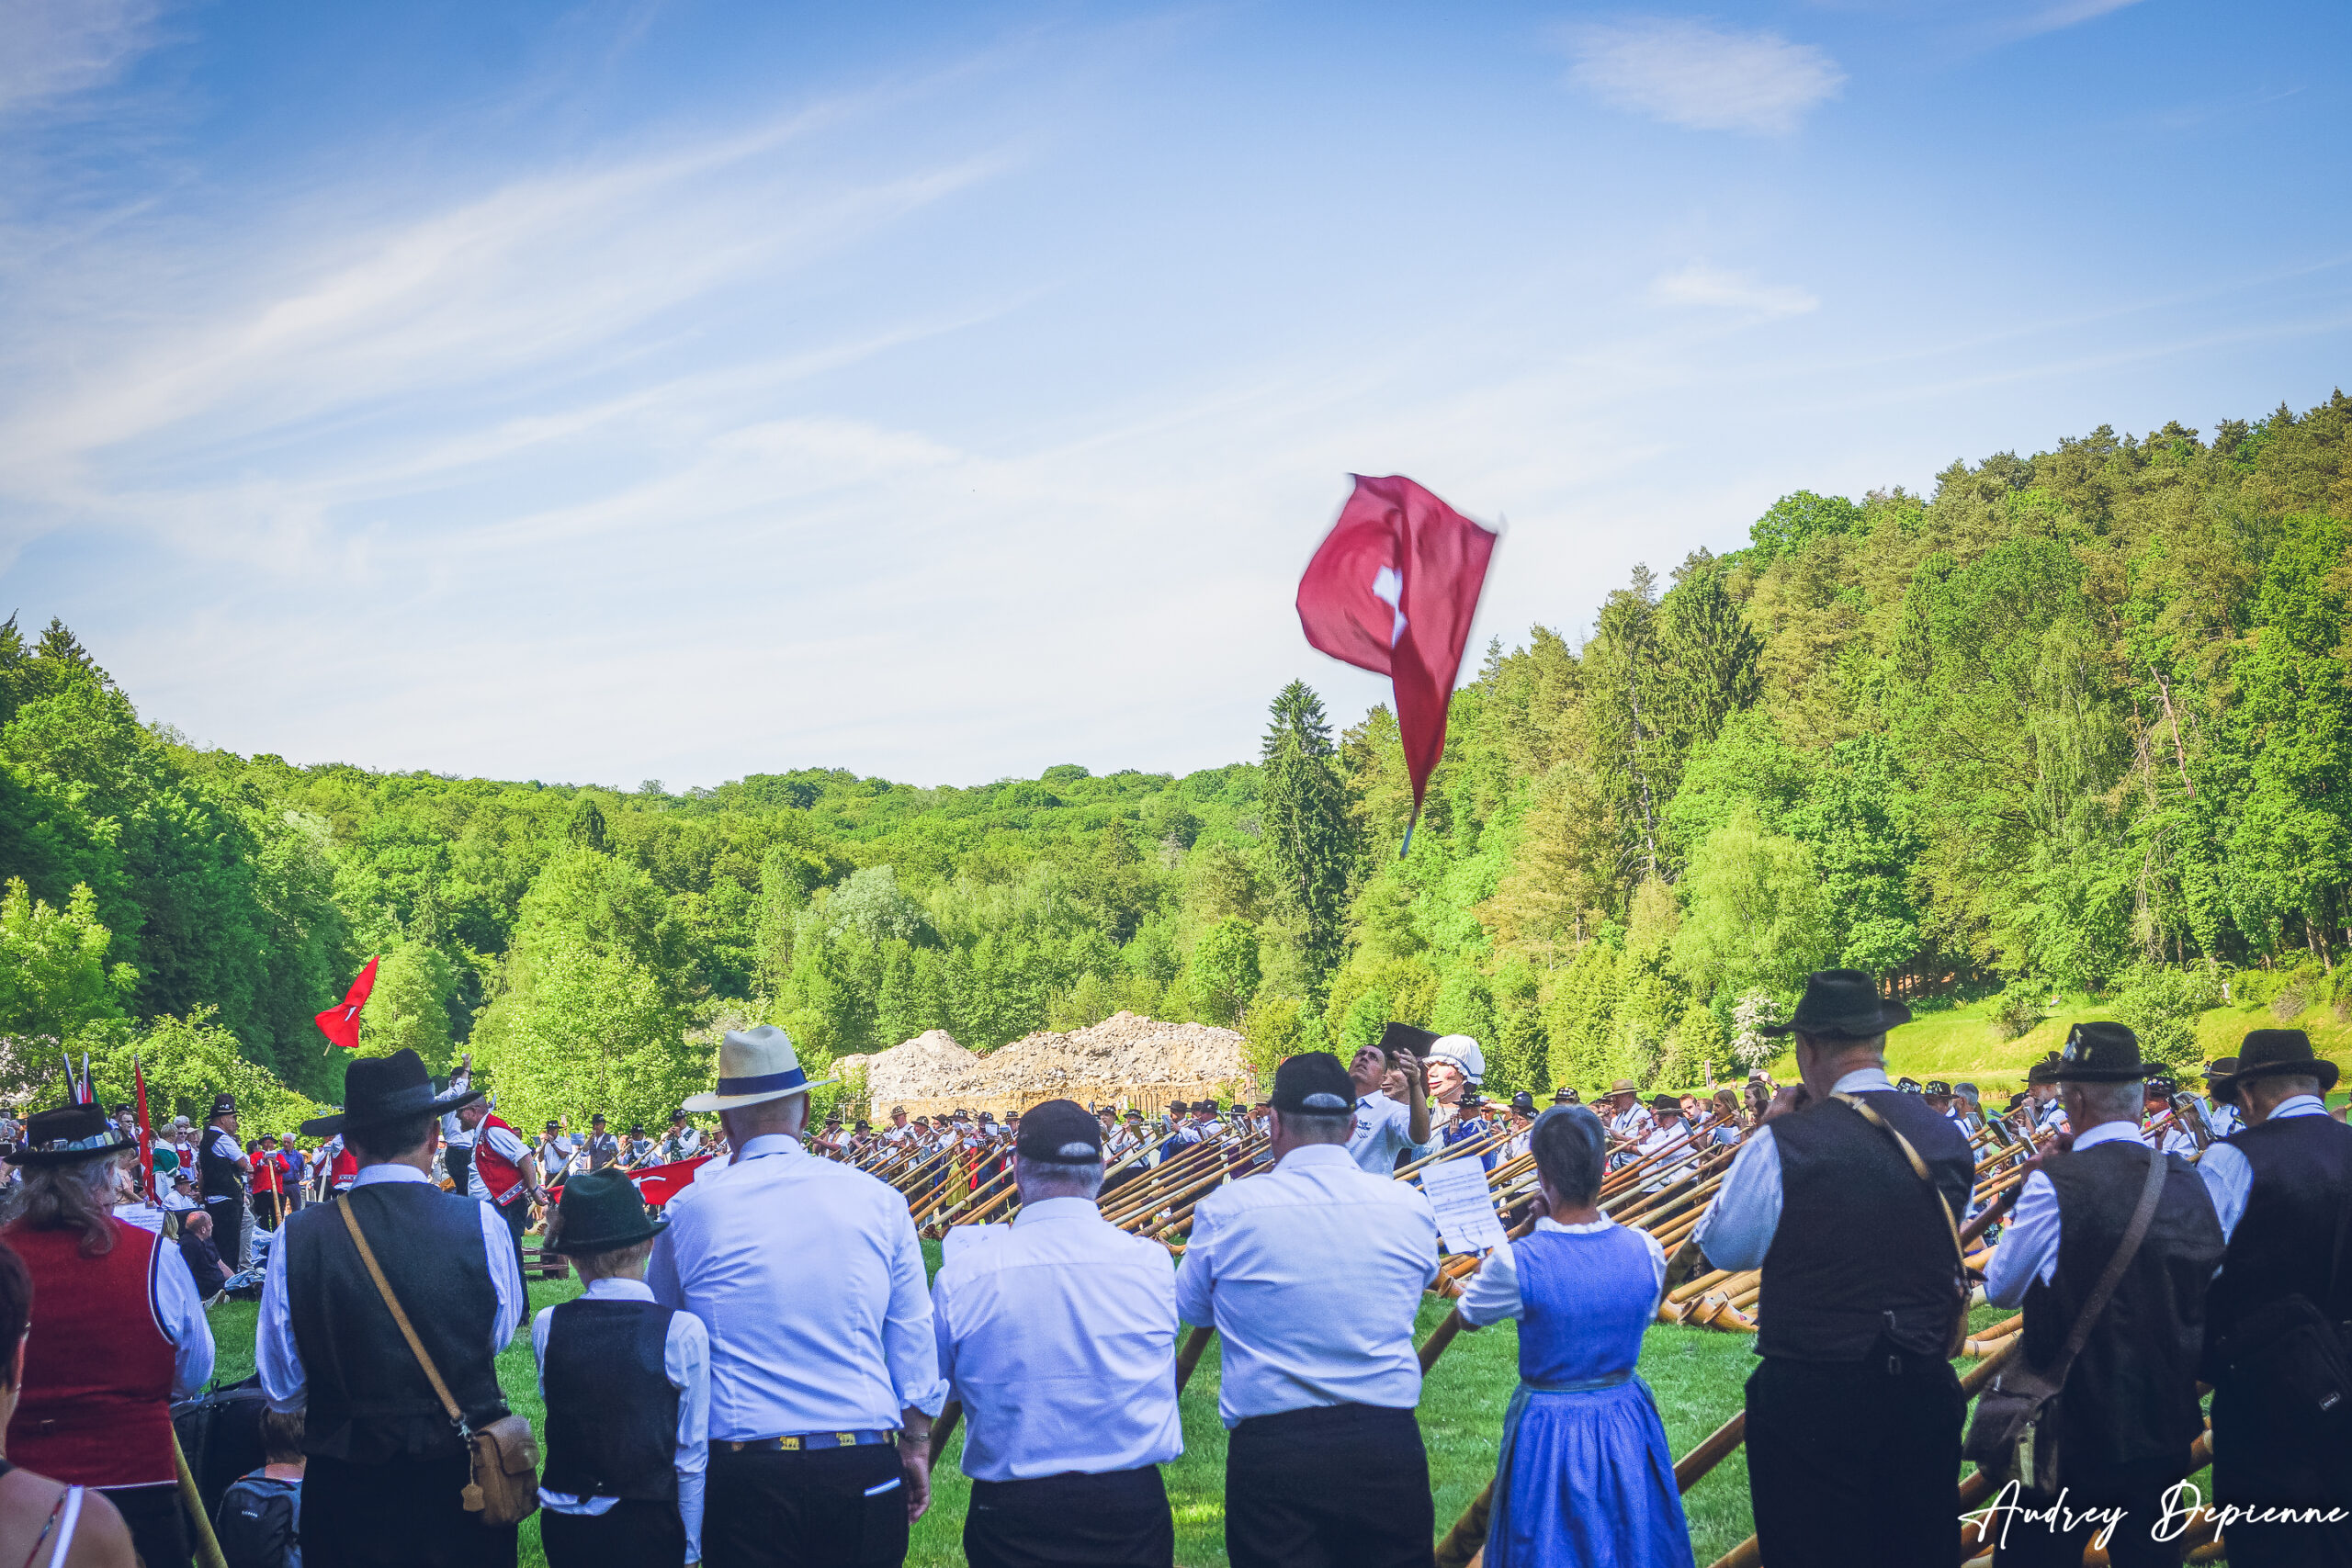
left=931, top=1196, right=1182, bottom=1481
left=1458, top=1216, right=1667, bottom=1329
left=2032, top=1097, right=2071, bottom=1139
left=467, top=1121, right=533, bottom=1202
left=255, top=1162, right=526, bottom=1414
left=1983, top=1119, right=2155, bottom=1305
left=533, top=1277, right=709, bottom=1562
left=1693, top=1066, right=1895, bottom=1270
left=648, top=1134, right=945, bottom=1439
left=1635, top=1118, right=1696, bottom=1190
left=126, top=1213, right=216, bottom=1396
left=1174, top=1143, right=1438, bottom=1427
left=1344, top=1092, right=1417, bottom=1176
left=2197, top=1094, right=2331, bottom=1244
left=2201, top=1100, right=2245, bottom=1139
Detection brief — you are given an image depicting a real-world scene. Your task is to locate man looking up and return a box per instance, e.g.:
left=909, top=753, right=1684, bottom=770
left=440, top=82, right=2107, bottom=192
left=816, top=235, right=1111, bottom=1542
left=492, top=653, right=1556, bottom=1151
left=1177, top=1052, right=1439, bottom=1568
left=932, top=1100, right=1182, bottom=1568
left=259, top=1050, right=524, bottom=1568
left=1981, top=1023, right=2223, bottom=1568
left=1345, top=1024, right=1433, bottom=1176
left=2193, top=1030, right=2352, bottom=1567
left=1685, top=970, right=1973, bottom=1568
left=650, top=1027, right=944, bottom=1568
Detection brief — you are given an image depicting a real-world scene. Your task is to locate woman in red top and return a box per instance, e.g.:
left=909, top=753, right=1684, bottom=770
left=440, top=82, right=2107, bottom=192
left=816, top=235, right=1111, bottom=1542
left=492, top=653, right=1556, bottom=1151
left=4, top=1100, right=215, bottom=1568
left=0, top=1239, right=136, bottom=1567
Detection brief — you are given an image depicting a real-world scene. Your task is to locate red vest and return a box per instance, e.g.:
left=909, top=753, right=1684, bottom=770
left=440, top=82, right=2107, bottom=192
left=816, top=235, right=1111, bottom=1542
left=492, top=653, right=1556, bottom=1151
left=331, top=1146, right=357, bottom=1190
left=471, top=1114, right=528, bottom=1206
left=5, top=1219, right=177, bottom=1487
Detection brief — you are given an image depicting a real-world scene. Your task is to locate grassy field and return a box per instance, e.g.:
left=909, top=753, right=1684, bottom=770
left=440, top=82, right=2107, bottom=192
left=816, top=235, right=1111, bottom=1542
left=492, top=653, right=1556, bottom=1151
left=208, top=1241, right=1780, bottom=1568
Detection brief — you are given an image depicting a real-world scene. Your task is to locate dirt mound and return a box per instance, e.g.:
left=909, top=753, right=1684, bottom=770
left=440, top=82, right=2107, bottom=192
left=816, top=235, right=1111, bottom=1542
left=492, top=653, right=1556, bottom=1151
left=860, top=1013, right=1250, bottom=1108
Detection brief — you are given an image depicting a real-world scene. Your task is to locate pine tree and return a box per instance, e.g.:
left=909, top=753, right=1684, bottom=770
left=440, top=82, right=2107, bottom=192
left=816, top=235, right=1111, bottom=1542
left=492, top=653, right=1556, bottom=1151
left=1260, top=682, right=1360, bottom=1003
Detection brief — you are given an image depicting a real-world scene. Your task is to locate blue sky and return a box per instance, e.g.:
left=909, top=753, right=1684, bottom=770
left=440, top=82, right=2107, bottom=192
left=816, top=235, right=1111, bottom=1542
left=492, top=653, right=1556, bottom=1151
left=1, top=0, right=2345, bottom=789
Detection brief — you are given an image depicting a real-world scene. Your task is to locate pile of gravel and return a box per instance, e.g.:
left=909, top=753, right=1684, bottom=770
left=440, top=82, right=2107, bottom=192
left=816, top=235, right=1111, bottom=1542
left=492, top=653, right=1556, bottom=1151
left=859, top=1013, right=1250, bottom=1107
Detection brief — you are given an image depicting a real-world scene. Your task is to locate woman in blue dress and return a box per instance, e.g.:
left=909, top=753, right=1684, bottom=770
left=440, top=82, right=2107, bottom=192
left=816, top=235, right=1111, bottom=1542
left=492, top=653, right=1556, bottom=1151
left=1459, top=1105, right=1695, bottom=1568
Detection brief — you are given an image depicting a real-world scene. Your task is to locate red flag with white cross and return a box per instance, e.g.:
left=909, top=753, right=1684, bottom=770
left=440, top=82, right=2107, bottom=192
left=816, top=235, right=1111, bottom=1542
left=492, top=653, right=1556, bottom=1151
left=315, top=956, right=379, bottom=1051
left=1295, top=474, right=1498, bottom=846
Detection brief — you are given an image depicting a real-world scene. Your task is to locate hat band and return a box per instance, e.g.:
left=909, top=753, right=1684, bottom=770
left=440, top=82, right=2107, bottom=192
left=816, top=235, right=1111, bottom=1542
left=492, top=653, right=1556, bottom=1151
left=41, top=1133, right=123, bottom=1155
left=716, top=1066, right=807, bottom=1097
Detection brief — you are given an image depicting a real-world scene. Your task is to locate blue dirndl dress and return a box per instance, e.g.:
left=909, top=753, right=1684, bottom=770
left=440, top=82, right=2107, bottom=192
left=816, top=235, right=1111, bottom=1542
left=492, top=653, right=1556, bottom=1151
left=1487, top=1221, right=1695, bottom=1568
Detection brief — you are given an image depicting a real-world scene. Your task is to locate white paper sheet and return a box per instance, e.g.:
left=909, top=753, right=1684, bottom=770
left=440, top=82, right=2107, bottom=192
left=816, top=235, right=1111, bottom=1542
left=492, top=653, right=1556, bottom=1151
left=1419, top=1154, right=1508, bottom=1253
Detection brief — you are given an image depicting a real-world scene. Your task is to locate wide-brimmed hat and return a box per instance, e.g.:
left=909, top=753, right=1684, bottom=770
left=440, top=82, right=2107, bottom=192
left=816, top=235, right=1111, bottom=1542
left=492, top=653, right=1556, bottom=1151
left=2221, top=1030, right=2339, bottom=1095
left=2054, top=1021, right=2157, bottom=1084
left=1648, top=1093, right=1681, bottom=1113
left=1762, top=969, right=1912, bottom=1041
left=1608, top=1078, right=1639, bottom=1096
left=301, top=1048, right=482, bottom=1137
left=6, top=1103, right=137, bottom=1168
left=682, top=1025, right=834, bottom=1114
left=2026, top=1051, right=2064, bottom=1087
left=548, top=1168, right=667, bottom=1255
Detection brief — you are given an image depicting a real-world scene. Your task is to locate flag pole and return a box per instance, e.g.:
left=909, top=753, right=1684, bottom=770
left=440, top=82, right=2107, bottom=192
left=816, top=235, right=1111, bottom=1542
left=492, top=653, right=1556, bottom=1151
left=1400, top=798, right=1422, bottom=858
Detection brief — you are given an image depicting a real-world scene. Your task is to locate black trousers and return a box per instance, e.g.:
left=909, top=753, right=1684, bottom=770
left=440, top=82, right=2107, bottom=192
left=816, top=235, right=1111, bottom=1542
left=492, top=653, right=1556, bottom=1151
left=965, top=1467, right=1173, bottom=1568
left=2211, top=1377, right=2352, bottom=1568
left=445, top=1145, right=473, bottom=1191
left=1225, top=1404, right=1433, bottom=1568
left=704, top=1442, right=910, bottom=1568
left=102, top=1481, right=190, bottom=1568
left=1989, top=1457, right=2186, bottom=1568
left=541, top=1499, right=687, bottom=1567
left=1745, top=1348, right=1964, bottom=1568
left=493, top=1193, right=529, bottom=1280
left=300, top=1451, right=517, bottom=1568
left=204, top=1196, right=247, bottom=1269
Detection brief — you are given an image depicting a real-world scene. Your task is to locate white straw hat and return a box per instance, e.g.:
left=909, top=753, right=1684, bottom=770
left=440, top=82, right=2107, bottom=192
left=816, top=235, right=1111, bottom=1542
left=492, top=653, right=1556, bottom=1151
left=682, top=1025, right=835, bottom=1113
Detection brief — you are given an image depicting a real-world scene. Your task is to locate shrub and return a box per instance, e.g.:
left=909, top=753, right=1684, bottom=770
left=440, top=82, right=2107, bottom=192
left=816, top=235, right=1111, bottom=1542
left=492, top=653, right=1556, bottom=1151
left=1990, top=980, right=2047, bottom=1043
left=2112, top=964, right=2220, bottom=1071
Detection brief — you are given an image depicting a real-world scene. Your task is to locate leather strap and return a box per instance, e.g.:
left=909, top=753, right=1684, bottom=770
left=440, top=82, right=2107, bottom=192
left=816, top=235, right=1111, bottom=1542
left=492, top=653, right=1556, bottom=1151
left=2046, top=1143, right=2170, bottom=1378
left=339, top=1195, right=470, bottom=1438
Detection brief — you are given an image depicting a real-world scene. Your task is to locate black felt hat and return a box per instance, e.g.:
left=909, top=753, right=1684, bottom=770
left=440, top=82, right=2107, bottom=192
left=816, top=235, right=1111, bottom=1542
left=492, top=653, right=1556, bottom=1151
left=1924, top=1081, right=1953, bottom=1097
left=1376, top=1022, right=1440, bottom=1060
left=2054, top=1021, right=2156, bottom=1083
left=1648, top=1093, right=1681, bottom=1112
left=547, top=1168, right=667, bottom=1255
left=5, top=1102, right=137, bottom=1168
left=209, top=1093, right=238, bottom=1118
left=1272, top=1052, right=1355, bottom=1115
left=1510, top=1091, right=1536, bottom=1114
left=2222, top=1030, right=2339, bottom=1094
left=301, top=1048, right=482, bottom=1137
left=1016, top=1099, right=1102, bottom=1163
left=1760, top=970, right=1912, bottom=1041
left=2026, top=1052, right=2064, bottom=1087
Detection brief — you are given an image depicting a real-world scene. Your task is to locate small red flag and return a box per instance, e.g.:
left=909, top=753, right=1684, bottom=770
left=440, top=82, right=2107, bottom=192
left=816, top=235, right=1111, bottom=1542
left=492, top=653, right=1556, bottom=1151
left=1296, top=475, right=1498, bottom=840
left=133, top=1055, right=155, bottom=1202
left=315, top=956, right=380, bottom=1051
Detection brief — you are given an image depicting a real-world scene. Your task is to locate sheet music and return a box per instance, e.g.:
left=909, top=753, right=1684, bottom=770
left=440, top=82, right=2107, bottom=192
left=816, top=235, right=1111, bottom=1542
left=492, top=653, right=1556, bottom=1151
left=1419, top=1153, right=1508, bottom=1253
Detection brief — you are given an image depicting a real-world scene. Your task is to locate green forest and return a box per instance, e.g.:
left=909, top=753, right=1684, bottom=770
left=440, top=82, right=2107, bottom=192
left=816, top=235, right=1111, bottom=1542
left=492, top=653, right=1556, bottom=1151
left=6, top=392, right=2351, bottom=1134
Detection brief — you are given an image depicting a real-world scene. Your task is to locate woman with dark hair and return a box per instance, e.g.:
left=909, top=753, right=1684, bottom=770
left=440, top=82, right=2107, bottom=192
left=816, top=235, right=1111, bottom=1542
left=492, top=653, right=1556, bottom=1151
left=2, top=1102, right=210, bottom=1568
left=1456, top=1107, right=1694, bottom=1568
left=0, top=1239, right=139, bottom=1566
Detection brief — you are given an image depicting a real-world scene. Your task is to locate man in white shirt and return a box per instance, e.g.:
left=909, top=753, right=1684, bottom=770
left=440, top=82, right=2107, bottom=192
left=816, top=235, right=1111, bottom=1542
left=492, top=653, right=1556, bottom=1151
left=1600, top=1078, right=1655, bottom=1170
left=1175, top=1052, right=1439, bottom=1568
left=1343, top=1024, right=1433, bottom=1176
left=649, top=1026, right=945, bottom=1568
left=881, top=1107, right=914, bottom=1146
left=1634, top=1094, right=1697, bottom=1190
left=2198, top=1058, right=2245, bottom=1139
left=933, top=1100, right=1181, bottom=1568
left=438, top=1055, right=478, bottom=1190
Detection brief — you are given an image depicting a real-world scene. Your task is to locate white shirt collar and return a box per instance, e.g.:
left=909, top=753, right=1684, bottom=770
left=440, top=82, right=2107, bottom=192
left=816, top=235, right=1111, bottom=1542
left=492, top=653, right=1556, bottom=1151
left=1011, top=1196, right=1102, bottom=1227
left=2071, top=1118, right=2146, bottom=1151
left=580, top=1276, right=655, bottom=1303
left=1533, top=1213, right=1615, bottom=1235
left=1830, top=1066, right=1895, bottom=1096
left=352, top=1162, right=433, bottom=1188
left=739, top=1134, right=801, bottom=1158
left=1275, top=1144, right=1357, bottom=1173
left=2269, top=1094, right=2330, bottom=1121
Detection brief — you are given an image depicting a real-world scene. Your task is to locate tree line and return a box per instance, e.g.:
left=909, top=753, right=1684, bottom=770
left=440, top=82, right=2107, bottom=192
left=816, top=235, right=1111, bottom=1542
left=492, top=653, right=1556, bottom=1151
left=3, top=391, right=2348, bottom=1127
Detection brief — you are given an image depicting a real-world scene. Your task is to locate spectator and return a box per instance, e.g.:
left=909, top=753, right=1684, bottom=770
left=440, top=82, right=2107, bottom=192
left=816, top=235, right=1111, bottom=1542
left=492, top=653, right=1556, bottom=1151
left=177, top=1210, right=232, bottom=1302
left=215, top=1409, right=305, bottom=1568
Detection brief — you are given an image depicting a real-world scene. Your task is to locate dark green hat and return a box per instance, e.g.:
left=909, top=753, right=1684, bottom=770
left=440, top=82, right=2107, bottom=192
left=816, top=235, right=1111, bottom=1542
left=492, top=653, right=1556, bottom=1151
left=2054, top=1021, right=2154, bottom=1083
left=548, top=1168, right=668, bottom=1256
left=2222, top=1030, right=2338, bottom=1095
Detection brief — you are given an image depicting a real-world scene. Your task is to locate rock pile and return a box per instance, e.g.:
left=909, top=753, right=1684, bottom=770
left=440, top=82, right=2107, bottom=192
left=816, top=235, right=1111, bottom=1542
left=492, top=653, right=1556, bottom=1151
left=857, top=1013, right=1252, bottom=1109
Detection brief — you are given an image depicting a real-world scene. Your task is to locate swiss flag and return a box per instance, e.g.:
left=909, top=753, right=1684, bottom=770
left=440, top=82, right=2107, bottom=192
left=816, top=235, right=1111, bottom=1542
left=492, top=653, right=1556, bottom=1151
left=315, top=956, right=380, bottom=1051
left=1295, top=475, right=1498, bottom=825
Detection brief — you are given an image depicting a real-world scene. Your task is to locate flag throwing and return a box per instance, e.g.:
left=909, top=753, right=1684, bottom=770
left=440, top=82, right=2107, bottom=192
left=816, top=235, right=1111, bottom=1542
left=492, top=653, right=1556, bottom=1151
left=314, top=954, right=379, bottom=1051
left=1295, top=474, right=1498, bottom=850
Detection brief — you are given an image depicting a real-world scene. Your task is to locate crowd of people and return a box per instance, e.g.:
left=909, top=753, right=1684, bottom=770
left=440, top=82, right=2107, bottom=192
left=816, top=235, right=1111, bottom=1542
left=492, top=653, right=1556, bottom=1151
left=0, top=967, right=2346, bottom=1568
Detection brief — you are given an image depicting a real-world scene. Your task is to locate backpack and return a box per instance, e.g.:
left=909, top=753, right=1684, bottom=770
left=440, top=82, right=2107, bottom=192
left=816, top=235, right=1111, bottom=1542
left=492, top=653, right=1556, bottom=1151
left=213, top=1472, right=301, bottom=1568
left=172, top=1378, right=269, bottom=1514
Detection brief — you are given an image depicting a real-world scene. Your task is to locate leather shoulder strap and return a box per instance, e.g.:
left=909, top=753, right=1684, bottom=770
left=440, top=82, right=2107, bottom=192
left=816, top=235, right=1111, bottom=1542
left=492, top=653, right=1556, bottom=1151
left=339, top=1194, right=469, bottom=1435
left=2053, top=1145, right=2170, bottom=1371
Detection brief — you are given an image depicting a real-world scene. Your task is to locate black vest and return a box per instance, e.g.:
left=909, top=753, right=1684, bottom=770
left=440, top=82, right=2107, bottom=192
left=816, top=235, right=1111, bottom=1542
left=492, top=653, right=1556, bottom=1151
left=199, top=1125, right=245, bottom=1201
left=540, top=1298, right=681, bottom=1502
left=2203, top=1111, right=2352, bottom=1379
left=285, top=1181, right=508, bottom=1463
left=1758, top=1090, right=1974, bottom=1360
left=2023, top=1139, right=2223, bottom=1469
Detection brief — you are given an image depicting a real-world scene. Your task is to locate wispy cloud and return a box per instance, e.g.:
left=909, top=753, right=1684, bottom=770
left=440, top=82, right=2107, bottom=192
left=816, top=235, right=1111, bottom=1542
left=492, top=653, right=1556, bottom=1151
left=1648, top=262, right=1819, bottom=318
left=0, top=0, right=162, bottom=118
left=1560, top=17, right=1846, bottom=135
left=2000, top=0, right=2149, bottom=42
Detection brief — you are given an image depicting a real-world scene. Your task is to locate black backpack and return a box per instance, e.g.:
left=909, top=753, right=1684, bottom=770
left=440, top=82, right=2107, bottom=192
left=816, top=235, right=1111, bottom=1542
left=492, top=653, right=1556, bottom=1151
left=171, top=1377, right=269, bottom=1515
left=213, top=1472, right=300, bottom=1568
